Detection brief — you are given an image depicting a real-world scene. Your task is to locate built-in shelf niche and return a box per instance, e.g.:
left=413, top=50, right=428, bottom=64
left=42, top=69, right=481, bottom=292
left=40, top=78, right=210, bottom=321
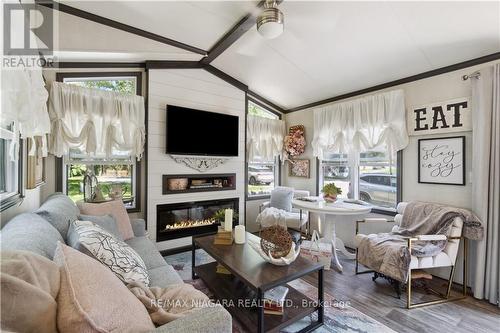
left=162, top=173, right=236, bottom=195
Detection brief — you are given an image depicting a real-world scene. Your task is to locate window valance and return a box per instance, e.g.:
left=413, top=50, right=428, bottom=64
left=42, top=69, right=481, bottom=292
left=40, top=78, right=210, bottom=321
left=311, top=89, right=408, bottom=159
left=247, top=115, right=285, bottom=162
left=48, top=82, right=146, bottom=160
left=1, top=68, right=50, bottom=160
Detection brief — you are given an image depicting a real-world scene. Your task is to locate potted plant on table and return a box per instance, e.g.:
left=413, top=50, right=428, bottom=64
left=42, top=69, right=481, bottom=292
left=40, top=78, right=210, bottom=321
left=321, top=183, right=342, bottom=203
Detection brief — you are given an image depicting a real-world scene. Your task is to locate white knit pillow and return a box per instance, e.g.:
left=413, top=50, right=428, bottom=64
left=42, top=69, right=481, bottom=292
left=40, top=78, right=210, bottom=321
left=69, top=220, right=150, bottom=286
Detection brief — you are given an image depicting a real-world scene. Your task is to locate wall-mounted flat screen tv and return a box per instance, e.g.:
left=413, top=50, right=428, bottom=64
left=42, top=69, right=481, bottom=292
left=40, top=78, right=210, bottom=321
left=166, top=105, right=239, bottom=156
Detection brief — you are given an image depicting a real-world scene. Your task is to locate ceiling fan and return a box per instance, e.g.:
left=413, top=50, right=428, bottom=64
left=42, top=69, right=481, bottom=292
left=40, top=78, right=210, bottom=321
left=235, top=0, right=288, bottom=56
left=257, top=0, right=284, bottom=39
left=236, top=0, right=318, bottom=56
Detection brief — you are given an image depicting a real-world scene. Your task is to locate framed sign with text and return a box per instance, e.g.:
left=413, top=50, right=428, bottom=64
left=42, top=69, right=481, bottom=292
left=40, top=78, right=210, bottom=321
left=418, top=136, right=465, bottom=185
left=409, top=97, right=471, bottom=136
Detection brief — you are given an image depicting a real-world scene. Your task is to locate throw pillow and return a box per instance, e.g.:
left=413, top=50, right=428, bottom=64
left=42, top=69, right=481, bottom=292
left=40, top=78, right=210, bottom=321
left=78, top=213, right=123, bottom=240
left=68, top=220, right=150, bottom=286
left=0, top=251, right=60, bottom=333
left=78, top=200, right=134, bottom=240
left=34, top=194, right=79, bottom=241
left=270, top=186, right=294, bottom=212
left=53, top=242, right=154, bottom=333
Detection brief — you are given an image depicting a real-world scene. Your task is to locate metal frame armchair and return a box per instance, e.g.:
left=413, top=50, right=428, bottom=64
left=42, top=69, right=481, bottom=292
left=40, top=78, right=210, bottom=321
left=354, top=202, right=468, bottom=309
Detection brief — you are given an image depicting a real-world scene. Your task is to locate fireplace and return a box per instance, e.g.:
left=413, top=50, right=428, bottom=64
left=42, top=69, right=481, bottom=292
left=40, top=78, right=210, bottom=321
left=156, top=198, right=239, bottom=242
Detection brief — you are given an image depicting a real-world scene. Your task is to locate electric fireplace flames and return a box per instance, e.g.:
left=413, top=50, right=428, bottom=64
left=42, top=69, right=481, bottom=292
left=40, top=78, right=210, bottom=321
left=156, top=198, right=239, bottom=242
left=163, top=219, right=216, bottom=231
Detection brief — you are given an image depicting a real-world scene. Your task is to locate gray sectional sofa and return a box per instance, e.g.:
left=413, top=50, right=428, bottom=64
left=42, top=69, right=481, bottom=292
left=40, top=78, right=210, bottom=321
left=0, top=193, right=231, bottom=333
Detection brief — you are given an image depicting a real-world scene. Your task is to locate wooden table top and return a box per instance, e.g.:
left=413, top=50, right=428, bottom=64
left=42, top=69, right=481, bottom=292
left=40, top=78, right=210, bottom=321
left=194, top=232, right=323, bottom=291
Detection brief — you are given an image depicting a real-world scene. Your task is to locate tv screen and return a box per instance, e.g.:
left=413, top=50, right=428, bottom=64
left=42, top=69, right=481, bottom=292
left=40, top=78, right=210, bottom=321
left=166, top=105, right=239, bottom=156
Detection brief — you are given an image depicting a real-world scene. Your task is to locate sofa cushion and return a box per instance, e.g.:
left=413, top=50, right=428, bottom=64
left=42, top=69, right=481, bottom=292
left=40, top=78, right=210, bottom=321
left=53, top=242, right=154, bottom=333
left=78, top=200, right=134, bottom=240
left=148, top=265, right=184, bottom=288
left=35, top=194, right=79, bottom=241
left=1, top=213, right=64, bottom=259
left=0, top=251, right=60, bottom=333
left=67, top=220, right=150, bottom=286
left=270, top=187, right=294, bottom=212
left=125, top=236, right=167, bottom=270
left=79, top=214, right=123, bottom=240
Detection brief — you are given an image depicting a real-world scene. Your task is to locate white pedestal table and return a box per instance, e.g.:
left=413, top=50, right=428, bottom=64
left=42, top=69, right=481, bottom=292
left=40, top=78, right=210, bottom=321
left=292, top=199, right=371, bottom=272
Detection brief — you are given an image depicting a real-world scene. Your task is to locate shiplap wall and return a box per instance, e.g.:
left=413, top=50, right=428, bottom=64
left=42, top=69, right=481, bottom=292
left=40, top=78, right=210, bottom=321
left=147, top=69, right=246, bottom=251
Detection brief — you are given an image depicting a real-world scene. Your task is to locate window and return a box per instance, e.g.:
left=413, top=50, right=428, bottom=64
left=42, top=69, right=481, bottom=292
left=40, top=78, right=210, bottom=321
left=319, top=150, right=400, bottom=212
left=0, top=124, right=23, bottom=211
left=247, top=100, right=280, bottom=198
left=319, top=153, right=350, bottom=200
left=59, top=73, right=141, bottom=211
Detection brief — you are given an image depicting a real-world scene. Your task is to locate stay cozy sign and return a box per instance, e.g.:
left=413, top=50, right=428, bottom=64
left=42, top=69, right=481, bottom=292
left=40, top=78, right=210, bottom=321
left=408, top=97, right=471, bottom=136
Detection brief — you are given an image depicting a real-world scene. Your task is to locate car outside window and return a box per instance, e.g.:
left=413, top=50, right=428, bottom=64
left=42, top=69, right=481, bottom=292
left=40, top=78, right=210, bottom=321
left=320, top=150, right=399, bottom=212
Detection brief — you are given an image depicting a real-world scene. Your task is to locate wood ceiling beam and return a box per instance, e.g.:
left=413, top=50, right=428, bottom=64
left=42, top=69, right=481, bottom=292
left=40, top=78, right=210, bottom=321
left=145, top=61, right=204, bottom=70
left=47, top=62, right=146, bottom=69
left=37, top=0, right=208, bottom=56
left=286, top=52, right=500, bottom=113
left=247, top=90, right=285, bottom=114
left=199, top=1, right=270, bottom=65
left=203, top=65, right=248, bottom=92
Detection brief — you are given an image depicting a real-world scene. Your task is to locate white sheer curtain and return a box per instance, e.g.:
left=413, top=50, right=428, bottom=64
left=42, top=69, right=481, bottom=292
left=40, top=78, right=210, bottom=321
left=247, top=114, right=285, bottom=162
left=48, top=82, right=146, bottom=160
left=1, top=67, right=50, bottom=160
left=311, top=89, right=408, bottom=159
left=471, top=64, right=500, bottom=306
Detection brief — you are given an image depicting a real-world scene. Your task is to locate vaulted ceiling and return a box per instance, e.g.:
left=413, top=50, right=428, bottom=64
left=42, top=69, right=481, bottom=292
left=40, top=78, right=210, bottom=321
left=55, top=1, right=500, bottom=110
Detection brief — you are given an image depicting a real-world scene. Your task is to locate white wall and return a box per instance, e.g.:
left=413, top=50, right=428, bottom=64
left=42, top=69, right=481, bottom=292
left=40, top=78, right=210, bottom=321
left=283, top=111, right=317, bottom=195
left=147, top=69, right=246, bottom=251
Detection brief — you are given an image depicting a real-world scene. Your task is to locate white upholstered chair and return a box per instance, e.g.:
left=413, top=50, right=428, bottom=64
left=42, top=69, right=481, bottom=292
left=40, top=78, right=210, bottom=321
left=259, top=188, right=310, bottom=234
left=354, top=202, right=467, bottom=309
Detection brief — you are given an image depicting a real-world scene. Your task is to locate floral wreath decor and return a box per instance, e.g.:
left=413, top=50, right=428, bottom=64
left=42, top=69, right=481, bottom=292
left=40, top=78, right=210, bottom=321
left=284, top=125, right=306, bottom=160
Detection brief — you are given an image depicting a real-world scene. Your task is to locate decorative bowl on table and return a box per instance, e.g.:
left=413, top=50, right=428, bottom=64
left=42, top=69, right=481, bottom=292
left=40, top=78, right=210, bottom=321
left=249, top=239, right=300, bottom=266
left=260, top=225, right=293, bottom=258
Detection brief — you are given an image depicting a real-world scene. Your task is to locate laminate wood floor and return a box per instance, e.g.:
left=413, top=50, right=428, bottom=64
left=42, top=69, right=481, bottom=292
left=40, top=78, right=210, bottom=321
left=302, top=258, right=499, bottom=333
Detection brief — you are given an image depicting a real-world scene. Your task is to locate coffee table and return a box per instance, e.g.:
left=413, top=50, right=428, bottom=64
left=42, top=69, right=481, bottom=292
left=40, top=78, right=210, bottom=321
left=192, top=232, right=324, bottom=333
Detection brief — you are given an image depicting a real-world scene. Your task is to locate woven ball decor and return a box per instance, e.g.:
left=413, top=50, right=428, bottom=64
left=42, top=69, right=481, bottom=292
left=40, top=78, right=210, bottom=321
left=259, top=225, right=292, bottom=258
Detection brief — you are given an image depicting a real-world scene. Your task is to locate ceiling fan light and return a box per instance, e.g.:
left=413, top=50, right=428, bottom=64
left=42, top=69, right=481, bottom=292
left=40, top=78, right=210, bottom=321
left=257, top=7, right=284, bottom=39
